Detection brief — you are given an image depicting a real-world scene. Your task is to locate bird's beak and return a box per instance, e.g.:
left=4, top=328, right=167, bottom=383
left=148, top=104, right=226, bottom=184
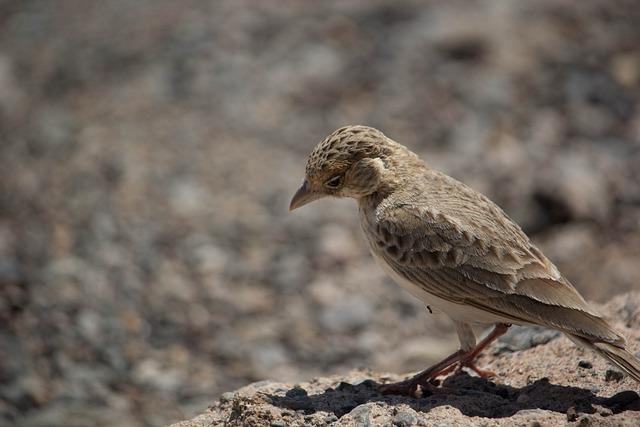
left=289, top=180, right=322, bottom=211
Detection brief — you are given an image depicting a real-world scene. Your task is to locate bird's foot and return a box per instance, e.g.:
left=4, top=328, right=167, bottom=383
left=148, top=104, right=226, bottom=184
left=463, top=362, right=496, bottom=378
left=379, top=349, right=465, bottom=396
left=378, top=377, right=438, bottom=396
left=429, top=359, right=497, bottom=379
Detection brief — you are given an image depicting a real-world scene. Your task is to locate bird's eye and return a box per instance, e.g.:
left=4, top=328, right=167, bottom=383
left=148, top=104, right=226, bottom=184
left=324, top=174, right=343, bottom=189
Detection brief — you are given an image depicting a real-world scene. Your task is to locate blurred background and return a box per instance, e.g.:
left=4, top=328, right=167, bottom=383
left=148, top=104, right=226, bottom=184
left=1, top=0, right=640, bottom=426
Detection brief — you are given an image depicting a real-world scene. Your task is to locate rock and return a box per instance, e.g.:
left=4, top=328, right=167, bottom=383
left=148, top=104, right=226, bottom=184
left=324, top=413, right=338, bottom=423
left=169, top=309, right=640, bottom=425
left=493, top=325, right=561, bottom=355
left=393, top=406, right=419, bottom=427
left=220, top=392, right=236, bottom=403
left=605, top=370, right=624, bottom=383
left=576, top=415, right=593, bottom=426
left=566, top=406, right=579, bottom=422
left=578, top=360, right=593, bottom=369
left=277, top=386, right=313, bottom=412
left=349, top=404, right=374, bottom=427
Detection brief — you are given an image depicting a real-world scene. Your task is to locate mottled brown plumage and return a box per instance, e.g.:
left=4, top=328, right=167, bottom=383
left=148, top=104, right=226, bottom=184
left=290, top=125, right=640, bottom=394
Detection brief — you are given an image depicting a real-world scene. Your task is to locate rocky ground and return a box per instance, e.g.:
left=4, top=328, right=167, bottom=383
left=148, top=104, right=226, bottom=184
left=1, top=1, right=640, bottom=426
left=171, top=293, right=640, bottom=426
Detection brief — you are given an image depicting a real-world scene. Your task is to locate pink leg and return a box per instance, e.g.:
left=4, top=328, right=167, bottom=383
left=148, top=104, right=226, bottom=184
left=443, top=323, right=510, bottom=378
left=459, top=323, right=509, bottom=377
left=379, top=349, right=466, bottom=395
left=379, top=323, right=510, bottom=395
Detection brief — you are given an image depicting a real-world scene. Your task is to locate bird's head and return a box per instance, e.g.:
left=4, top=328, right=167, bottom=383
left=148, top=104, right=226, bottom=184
left=289, top=125, right=401, bottom=211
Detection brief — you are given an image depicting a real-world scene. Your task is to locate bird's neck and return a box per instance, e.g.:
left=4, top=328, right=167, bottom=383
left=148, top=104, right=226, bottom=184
left=357, top=151, right=429, bottom=209
left=357, top=183, right=394, bottom=212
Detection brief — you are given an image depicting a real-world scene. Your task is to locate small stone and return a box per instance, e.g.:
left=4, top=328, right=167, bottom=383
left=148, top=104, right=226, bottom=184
left=593, top=404, right=613, bottom=417
left=494, top=326, right=560, bottom=354
left=605, top=369, right=624, bottom=382
left=324, top=413, right=339, bottom=423
left=393, top=408, right=419, bottom=427
left=285, top=386, right=308, bottom=398
left=358, top=379, right=377, bottom=388
left=283, top=386, right=313, bottom=411
left=566, top=406, right=579, bottom=422
left=350, top=404, right=373, bottom=427
left=270, top=421, right=287, bottom=427
left=576, top=415, right=592, bottom=427
left=220, top=391, right=235, bottom=403
left=337, top=382, right=355, bottom=391
left=578, top=360, right=593, bottom=369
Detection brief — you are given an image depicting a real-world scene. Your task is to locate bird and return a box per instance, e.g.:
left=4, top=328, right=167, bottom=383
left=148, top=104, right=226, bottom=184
left=289, top=124, right=640, bottom=395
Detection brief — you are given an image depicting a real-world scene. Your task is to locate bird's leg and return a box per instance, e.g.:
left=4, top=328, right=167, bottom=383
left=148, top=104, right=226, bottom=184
left=456, top=323, right=510, bottom=377
left=426, top=323, right=510, bottom=379
left=379, top=324, right=510, bottom=395
left=378, top=349, right=466, bottom=395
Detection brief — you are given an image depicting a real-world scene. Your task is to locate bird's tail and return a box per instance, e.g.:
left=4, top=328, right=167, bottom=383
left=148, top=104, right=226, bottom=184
left=568, top=334, right=640, bottom=383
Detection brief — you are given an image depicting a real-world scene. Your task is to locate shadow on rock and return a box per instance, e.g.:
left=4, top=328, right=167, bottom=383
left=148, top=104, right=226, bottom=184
left=265, top=373, right=640, bottom=419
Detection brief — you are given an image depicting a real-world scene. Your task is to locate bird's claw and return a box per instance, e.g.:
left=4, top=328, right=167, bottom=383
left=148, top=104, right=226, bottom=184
left=378, top=377, right=438, bottom=396
left=464, top=362, right=496, bottom=378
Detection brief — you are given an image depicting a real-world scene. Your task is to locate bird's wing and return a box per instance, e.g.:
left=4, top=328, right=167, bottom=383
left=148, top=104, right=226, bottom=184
left=374, top=188, right=624, bottom=346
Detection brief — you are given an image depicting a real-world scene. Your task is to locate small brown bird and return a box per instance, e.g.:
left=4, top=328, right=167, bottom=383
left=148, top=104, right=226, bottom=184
left=290, top=125, right=640, bottom=395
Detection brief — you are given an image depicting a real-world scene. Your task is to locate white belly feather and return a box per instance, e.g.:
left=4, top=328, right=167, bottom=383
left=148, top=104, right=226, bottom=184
left=371, top=251, right=516, bottom=325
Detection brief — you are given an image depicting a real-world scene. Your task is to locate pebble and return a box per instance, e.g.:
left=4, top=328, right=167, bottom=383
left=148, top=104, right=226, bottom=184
left=566, top=406, right=579, bottom=422
left=605, top=369, right=624, bottom=382
left=494, top=326, right=560, bottom=354
left=349, top=404, right=373, bottom=427
left=336, top=382, right=355, bottom=391
left=285, top=386, right=308, bottom=398
left=220, top=392, right=235, bottom=403
left=324, top=413, right=339, bottom=424
left=283, top=386, right=313, bottom=411
left=576, top=415, right=592, bottom=427
left=393, top=408, right=418, bottom=427
left=578, top=360, right=593, bottom=369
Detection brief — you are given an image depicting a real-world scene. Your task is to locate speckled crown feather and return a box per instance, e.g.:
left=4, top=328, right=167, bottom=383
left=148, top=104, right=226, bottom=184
left=305, top=125, right=395, bottom=179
